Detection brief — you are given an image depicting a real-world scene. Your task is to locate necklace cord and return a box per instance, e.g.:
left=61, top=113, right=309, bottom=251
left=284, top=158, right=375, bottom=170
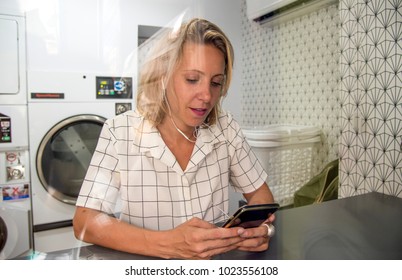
left=163, top=86, right=198, bottom=143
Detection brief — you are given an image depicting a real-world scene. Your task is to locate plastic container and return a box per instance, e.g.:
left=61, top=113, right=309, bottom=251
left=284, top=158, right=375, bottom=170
left=243, top=125, right=321, bottom=206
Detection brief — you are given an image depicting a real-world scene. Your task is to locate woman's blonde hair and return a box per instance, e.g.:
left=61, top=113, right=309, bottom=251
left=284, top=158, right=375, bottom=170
left=136, top=18, right=234, bottom=127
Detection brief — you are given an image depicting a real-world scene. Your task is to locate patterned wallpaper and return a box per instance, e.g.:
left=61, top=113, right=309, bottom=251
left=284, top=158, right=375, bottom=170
left=339, top=0, right=401, bottom=198
left=240, top=2, right=340, bottom=175
left=240, top=0, right=401, bottom=198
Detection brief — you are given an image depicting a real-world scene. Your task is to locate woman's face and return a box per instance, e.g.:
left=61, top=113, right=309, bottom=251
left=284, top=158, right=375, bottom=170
left=166, top=42, right=225, bottom=130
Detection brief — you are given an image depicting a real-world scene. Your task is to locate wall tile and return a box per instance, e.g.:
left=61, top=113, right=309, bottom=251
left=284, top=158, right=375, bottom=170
left=339, top=0, right=401, bottom=198
left=241, top=1, right=340, bottom=175
left=241, top=0, right=401, bottom=198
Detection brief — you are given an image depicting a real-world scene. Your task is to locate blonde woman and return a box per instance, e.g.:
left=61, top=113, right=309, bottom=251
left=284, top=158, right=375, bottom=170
left=73, top=18, right=275, bottom=260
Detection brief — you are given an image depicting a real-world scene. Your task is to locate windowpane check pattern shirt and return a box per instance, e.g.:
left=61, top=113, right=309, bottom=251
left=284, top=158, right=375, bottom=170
left=76, top=110, right=267, bottom=231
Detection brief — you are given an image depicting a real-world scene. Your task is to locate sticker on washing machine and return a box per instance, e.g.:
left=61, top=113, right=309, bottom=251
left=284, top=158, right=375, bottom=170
left=31, top=92, right=65, bottom=99
left=1, top=184, right=29, bottom=201
left=6, top=165, right=25, bottom=181
left=0, top=113, right=11, bottom=143
left=115, top=103, right=132, bottom=115
left=5, top=152, right=26, bottom=181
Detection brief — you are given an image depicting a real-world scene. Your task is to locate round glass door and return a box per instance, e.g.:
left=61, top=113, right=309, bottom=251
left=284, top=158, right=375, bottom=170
left=0, top=216, right=7, bottom=254
left=36, top=115, right=105, bottom=204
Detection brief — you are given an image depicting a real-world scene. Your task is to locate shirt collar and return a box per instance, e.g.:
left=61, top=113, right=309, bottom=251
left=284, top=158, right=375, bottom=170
left=131, top=116, right=227, bottom=173
left=181, top=124, right=227, bottom=172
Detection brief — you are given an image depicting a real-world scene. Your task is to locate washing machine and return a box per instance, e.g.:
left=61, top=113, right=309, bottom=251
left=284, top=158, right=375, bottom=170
left=0, top=106, right=32, bottom=259
left=0, top=13, right=27, bottom=105
left=28, top=71, right=133, bottom=252
left=0, top=205, right=31, bottom=260
left=0, top=13, right=32, bottom=259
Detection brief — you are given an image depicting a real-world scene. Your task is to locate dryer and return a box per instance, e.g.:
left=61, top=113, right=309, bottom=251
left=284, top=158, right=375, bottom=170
left=28, top=71, right=132, bottom=252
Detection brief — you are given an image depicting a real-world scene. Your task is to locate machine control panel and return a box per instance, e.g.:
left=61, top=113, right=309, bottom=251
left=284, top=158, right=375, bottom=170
left=0, top=113, right=11, bottom=143
left=96, top=76, right=132, bottom=99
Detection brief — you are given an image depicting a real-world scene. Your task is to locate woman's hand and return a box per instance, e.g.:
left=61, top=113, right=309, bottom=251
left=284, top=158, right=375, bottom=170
left=238, top=183, right=276, bottom=252
left=235, top=214, right=276, bottom=252
left=74, top=207, right=248, bottom=259
left=158, top=217, right=246, bottom=259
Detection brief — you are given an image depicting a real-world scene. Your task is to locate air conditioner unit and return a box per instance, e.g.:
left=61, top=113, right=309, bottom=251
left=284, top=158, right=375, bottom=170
left=246, top=0, right=338, bottom=26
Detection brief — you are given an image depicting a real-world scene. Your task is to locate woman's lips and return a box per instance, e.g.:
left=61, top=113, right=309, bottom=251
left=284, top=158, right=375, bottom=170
left=191, top=108, right=208, bottom=117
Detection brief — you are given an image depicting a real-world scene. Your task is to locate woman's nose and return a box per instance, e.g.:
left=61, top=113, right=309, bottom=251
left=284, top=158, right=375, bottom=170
left=197, top=81, right=213, bottom=102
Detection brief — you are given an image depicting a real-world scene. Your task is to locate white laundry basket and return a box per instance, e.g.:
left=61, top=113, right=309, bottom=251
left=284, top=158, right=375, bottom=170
left=243, top=125, right=321, bottom=207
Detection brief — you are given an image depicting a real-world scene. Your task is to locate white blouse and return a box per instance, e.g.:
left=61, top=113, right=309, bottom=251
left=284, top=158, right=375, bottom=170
left=76, top=110, right=267, bottom=230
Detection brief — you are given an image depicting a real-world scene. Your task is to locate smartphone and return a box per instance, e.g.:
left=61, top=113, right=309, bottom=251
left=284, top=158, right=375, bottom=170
left=221, top=203, right=279, bottom=228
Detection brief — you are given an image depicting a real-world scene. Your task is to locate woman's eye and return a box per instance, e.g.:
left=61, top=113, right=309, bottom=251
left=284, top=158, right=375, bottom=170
left=186, top=77, right=199, bottom=84
left=211, top=81, right=222, bottom=87
left=211, top=75, right=224, bottom=88
left=211, top=78, right=224, bottom=87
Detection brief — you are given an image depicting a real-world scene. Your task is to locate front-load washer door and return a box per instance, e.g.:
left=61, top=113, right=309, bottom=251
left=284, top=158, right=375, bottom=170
left=36, top=114, right=105, bottom=205
left=0, top=216, right=7, bottom=255
left=0, top=206, right=31, bottom=260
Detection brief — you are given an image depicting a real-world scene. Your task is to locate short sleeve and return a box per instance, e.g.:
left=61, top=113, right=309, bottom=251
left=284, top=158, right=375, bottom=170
left=219, top=113, right=268, bottom=194
left=76, top=121, right=121, bottom=214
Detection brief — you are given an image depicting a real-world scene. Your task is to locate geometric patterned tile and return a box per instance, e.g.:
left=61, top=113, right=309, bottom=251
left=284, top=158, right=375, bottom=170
left=339, top=0, right=401, bottom=198
left=240, top=0, right=401, bottom=198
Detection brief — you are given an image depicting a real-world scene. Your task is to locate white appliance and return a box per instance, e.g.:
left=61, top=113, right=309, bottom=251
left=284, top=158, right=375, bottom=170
left=0, top=205, right=31, bottom=260
left=0, top=12, right=32, bottom=259
left=0, top=13, right=27, bottom=105
left=246, top=0, right=337, bottom=26
left=28, top=71, right=132, bottom=252
left=0, top=106, right=32, bottom=259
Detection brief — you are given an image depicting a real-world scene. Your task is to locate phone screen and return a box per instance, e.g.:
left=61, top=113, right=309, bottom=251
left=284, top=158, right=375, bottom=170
left=222, top=203, right=279, bottom=228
